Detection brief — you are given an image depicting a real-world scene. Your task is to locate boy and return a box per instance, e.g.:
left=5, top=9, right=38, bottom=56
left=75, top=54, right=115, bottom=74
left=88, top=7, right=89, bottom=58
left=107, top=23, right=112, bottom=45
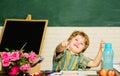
left=52, top=30, right=104, bottom=72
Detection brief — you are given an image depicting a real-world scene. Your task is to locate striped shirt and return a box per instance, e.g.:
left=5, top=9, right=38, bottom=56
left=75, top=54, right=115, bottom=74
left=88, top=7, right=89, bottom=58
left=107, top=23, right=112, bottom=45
left=52, top=49, right=91, bottom=72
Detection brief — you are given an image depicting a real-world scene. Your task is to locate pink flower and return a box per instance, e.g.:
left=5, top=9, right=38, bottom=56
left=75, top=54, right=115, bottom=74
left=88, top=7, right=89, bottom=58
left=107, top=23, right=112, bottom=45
left=8, top=65, right=19, bottom=75
left=10, top=51, right=20, bottom=61
left=1, top=49, right=37, bottom=74
left=1, top=52, right=10, bottom=59
left=21, top=52, right=29, bottom=58
left=29, top=51, right=37, bottom=63
left=20, top=64, right=30, bottom=71
left=2, top=58, right=11, bottom=67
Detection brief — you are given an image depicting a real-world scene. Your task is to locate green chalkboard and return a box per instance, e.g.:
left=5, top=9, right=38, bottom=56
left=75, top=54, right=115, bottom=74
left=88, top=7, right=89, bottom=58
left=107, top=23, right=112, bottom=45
left=0, top=0, right=120, bottom=26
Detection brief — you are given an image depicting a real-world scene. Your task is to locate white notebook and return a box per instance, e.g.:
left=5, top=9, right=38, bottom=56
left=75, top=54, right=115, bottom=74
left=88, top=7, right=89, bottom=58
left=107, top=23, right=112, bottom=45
left=113, top=64, right=120, bottom=72
left=61, top=70, right=97, bottom=75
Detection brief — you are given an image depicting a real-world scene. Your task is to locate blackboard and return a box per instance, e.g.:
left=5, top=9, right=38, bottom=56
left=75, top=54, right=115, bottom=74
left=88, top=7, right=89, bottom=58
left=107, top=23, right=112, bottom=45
left=0, top=19, right=48, bottom=55
left=0, top=0, right=120, bottom=26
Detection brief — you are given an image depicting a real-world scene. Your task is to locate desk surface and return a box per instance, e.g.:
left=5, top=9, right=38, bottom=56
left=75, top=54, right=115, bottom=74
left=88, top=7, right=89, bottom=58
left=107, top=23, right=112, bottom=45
left=0, top=70, right=120, bottom=76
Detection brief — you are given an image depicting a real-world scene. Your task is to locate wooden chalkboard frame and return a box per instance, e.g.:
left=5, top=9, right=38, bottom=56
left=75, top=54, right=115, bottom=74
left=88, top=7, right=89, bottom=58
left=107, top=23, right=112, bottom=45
left=0, top=18, right=48, bottom=55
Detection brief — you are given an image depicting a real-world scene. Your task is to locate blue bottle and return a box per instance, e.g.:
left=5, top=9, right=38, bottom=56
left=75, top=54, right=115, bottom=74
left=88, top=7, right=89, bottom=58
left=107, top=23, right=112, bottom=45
left=102, top=43, right=114, bottom=70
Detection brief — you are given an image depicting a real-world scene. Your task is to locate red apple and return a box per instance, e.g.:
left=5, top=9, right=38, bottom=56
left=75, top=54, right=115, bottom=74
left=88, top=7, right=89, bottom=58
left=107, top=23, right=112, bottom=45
left=99, top=69, right=107, bottom=76
left=34, top=72, right=41, bottom=76
left=107, top=70, right=116, bottom=76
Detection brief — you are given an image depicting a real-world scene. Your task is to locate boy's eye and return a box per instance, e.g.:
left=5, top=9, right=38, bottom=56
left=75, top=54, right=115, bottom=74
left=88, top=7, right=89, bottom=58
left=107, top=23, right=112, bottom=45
left=81, top=43, right=83, bottom=45
left=81, top=43, right=85, bottom=46
left=75, top=39, right=78, bottom=41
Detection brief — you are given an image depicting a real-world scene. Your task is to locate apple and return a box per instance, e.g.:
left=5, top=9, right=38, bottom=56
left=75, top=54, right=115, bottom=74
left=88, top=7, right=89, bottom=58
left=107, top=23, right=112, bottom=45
left=107, top=70, right=116, bottom=76
left=34, top=72, right=41, bottom=76
left=99, top=69, right=107, bottom=76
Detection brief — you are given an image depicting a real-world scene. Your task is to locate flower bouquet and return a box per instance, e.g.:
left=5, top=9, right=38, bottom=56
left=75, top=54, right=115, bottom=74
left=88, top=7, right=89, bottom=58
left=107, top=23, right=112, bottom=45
left=1, top=48, right=37, bottom=75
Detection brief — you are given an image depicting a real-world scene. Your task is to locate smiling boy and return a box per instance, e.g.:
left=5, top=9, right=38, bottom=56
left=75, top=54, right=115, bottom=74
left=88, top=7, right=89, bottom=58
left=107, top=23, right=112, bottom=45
left=52, top=30, right=104, bottom=72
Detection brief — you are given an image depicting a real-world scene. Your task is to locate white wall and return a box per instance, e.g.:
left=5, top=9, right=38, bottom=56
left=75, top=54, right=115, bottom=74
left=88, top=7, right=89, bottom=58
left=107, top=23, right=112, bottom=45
left=41, top=27, right=120, bottom=70
left=0, top=26, right=120, bottom=71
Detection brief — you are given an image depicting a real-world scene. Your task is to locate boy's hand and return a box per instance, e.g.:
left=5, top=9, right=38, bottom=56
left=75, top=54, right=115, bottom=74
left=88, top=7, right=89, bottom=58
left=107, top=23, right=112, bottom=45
left=61, top=40, right=69, bottom=48
left=56, top=40, right=69, bottom=52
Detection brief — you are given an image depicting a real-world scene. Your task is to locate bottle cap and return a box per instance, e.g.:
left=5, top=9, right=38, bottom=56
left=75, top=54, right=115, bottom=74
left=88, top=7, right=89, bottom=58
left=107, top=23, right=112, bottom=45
left=105, top=43, right=112, bottom=48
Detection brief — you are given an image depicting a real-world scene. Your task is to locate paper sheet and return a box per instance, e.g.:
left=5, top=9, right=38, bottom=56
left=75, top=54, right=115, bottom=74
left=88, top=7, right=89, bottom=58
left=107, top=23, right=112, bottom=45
left=114, top=64, right=120, bottom=72
left=61, top=70, right=97, bottom=75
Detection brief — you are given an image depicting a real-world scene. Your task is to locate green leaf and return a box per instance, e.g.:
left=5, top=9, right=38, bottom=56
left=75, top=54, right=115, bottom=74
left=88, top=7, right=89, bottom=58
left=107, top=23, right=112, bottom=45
left=5, top=48, right=9, bottom=51
left=20, top=49, right=24, bottom=52
left=11, top=49, right=16, bottom=52
left=9, top=65, right=13, bottom=69
left=11, top=62, right=15, bottom=65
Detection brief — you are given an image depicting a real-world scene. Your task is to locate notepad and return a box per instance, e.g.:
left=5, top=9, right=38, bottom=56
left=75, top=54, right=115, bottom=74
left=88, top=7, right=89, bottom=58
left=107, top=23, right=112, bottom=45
left=79, top=71, right=97, bottom=75
left=114, top=64, right=120, bottom=72
left=61, top=70, right=97, bottom=76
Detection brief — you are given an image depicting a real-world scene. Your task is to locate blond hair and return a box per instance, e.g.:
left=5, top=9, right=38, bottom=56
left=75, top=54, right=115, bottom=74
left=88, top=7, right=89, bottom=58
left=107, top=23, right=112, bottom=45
left=68, top=31, right=89, bottom=52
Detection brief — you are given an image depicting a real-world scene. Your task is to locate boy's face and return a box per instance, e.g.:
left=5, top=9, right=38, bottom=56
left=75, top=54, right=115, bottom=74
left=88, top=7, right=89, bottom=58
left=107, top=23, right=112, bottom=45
left=68, top=35, right=85, bottom=54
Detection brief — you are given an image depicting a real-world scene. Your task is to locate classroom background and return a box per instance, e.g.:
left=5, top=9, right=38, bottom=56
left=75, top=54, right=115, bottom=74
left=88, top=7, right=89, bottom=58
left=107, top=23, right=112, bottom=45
left=0, top=0, right=120, bottom=71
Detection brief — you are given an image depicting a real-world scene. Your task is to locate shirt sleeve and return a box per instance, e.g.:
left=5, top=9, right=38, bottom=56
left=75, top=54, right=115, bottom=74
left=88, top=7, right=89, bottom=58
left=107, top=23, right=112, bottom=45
left=78, top=54, right=92, bottom=70
left=52, top=50, right=65, bottom=72
left=53, top=50, right=65, bottom=62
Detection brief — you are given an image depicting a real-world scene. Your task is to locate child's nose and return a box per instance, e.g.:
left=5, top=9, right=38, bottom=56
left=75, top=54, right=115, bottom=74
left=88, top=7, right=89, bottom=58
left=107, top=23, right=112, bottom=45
left=76, top=42, right=80, bottom=45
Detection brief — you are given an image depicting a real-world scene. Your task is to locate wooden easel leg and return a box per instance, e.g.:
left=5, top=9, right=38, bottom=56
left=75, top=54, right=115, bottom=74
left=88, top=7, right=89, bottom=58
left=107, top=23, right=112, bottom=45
left=26, top=14, right=32, bottom=21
